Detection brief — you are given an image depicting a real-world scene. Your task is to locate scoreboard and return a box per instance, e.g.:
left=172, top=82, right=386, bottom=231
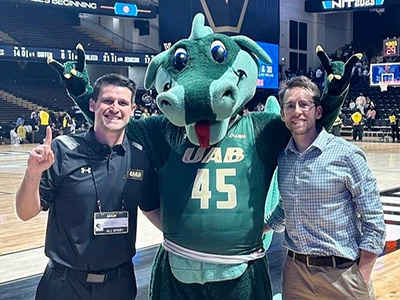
left=0, top=44, right=155, bottom=66
left=383, top=38, right=400, bottom=57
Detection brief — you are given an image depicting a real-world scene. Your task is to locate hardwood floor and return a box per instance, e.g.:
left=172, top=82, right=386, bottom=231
left=0, top=141, right=399, bottom=299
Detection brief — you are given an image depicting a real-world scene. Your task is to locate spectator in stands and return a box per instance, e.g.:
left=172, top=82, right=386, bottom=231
left=355, top=92, right=367, bottom=115
left=62, top=110, right=72, bottom=135
left=17, top=123, right=29, bottom=144
left=366, top=97, right=375, bottom=110
left=10, top=126, right=21, bottom=146
left=361, top=51, right=369, bottom=66
left=339, top=109, right=348, bottom=125
left=70, top=117, right=76, bottom=135
left=24, top=122, right=33, bottom=142
left=343, top=99, right=355, bottom=114
left=16, top=115, right=25, bottom=127
left=352, top=61, right=362, bottom=84
left=134, top=106, right=143, bottom=120
left=30, top=108, right=39, bottom=128
left=330, top=116, right=343, bottom=137
left=49, top=111, right=57, bottom=128
left=351, top=109, right=364, bottom=141
left=315, top=67, right=324, bottom=90
left=361, top=62, right=369, bottom=81
left=389, top=110, right=400, bottom=142
left=348, top=99, right=356, bottom=113
left=366, top=107, right=377, bottom=130
left=141, top=108, right=150, bottom=119
left=38, top=107, right=50, bottom=144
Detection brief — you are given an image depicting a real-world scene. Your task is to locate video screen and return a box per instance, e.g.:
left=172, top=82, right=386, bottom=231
left=256, top=42, right=279, bottom=90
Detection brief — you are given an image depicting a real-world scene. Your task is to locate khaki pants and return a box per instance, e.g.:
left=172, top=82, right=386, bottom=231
left=282, top=255, right=375, bottom=300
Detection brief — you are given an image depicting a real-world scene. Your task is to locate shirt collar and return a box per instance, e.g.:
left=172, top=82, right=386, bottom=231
left=84, top=127, right=128, bottom=155
left=285, top=127, right=330, bottom=155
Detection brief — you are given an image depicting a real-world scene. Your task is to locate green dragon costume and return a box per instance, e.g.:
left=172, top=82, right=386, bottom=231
left=49, top=13, right=360, bottom=300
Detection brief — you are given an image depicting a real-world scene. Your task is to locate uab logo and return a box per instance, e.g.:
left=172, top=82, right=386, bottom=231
left=128, top=169, right=143, bottom=180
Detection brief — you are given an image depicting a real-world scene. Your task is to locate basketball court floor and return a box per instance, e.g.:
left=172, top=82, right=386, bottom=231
left=0, top=140, right=400, bottom=300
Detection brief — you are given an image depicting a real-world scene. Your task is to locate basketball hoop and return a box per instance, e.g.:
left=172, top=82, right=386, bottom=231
left=379, top=81, right=389, bottom=92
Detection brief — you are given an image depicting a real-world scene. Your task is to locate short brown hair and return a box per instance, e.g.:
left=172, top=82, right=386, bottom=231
left=92, top=73, right=137, bottom=104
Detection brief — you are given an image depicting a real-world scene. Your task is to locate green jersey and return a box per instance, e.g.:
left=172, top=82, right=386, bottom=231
left=159, top=116, right=266, bottom=255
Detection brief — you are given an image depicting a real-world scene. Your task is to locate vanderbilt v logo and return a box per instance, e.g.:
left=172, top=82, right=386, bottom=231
left=80, top=167, right=92, bottom=174
left=200, top=0, right=249, bottom=33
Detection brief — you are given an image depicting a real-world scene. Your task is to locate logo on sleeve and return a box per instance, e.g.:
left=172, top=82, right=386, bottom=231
left=128, top=169, right=144, bottom=180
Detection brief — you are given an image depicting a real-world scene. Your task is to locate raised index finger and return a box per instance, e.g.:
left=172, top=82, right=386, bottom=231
left=44, top=126, right=53, bottom=147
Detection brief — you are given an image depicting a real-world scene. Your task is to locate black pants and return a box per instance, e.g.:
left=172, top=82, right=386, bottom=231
left=352, top=125, right=363, bottom=141
left=36, top=262, right=137, bottom=300
left=39, top=125, right=47, bottom=144
left=366, top=118, right=375, bottom=130
left=391, top=125, right=399, bottom=141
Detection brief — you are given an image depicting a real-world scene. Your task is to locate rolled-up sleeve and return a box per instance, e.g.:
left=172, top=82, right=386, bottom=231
left=264, top=200, right=286, bottom=233
left=346, top=149, right=386, bottom=254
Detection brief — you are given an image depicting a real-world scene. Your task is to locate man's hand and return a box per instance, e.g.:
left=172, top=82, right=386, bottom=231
left=28, top=126, right=54, bottom=173
left=47, top=43, right=90, bottom=97
left=263, top=224, right=272, bottom=234
left=358, top=250, right=378, bottom=285
left=316, top=45, right=362, bottom=96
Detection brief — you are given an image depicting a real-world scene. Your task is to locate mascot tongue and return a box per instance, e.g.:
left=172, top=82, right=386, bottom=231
left=195, top=120, right=211, bottom=148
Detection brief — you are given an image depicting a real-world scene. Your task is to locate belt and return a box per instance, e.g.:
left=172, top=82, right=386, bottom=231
left=287, top=250, right=354, bottom=267
left=48, top=260, right=133, bottom=283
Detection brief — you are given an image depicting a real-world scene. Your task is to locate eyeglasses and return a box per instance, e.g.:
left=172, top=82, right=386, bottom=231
left=282, top=101, right=315, bottom=113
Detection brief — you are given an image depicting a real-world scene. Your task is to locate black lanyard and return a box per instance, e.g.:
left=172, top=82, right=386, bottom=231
left=85, top=141, right=131, bottom=213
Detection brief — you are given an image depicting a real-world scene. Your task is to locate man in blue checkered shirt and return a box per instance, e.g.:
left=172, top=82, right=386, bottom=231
left=264, top=76, right=386, bottom=299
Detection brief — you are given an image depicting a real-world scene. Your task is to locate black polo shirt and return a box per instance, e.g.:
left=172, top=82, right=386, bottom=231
left=39, top=129, right=159, bottom=271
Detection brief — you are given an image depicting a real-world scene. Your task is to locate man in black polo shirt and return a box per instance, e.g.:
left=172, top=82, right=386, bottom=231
left=16, top=74, right=160, bottom=300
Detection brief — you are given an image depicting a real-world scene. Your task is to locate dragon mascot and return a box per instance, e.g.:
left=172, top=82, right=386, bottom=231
left=49, top=13, right=360, bottom=300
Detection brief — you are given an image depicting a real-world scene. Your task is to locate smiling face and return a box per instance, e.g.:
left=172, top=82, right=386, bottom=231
left=89, top=84, right=135, bottom=137
left=280, top=87, right=322, bottom=138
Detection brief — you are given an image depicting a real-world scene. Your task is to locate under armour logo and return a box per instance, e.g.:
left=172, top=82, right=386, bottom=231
left=80, top=167, right=92, bottom=174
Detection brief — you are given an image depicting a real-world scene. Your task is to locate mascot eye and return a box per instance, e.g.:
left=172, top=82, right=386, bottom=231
left=210, top=40, right=227, bottom=63
left=163, top=82, right=170, bottom=92
left=173, top=48, right=188, bottom=71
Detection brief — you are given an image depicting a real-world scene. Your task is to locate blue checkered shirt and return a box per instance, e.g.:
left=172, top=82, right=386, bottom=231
left=265, top=128, right=386, bottom=260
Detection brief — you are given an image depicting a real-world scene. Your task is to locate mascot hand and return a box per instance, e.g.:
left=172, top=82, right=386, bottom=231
left=316, top=45, right=362, bottom=96
left=47, top=43, right=91, bottom=97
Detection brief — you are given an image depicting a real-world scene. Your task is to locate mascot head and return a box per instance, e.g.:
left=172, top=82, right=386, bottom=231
left=144, top=13, right=271, bottom=147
